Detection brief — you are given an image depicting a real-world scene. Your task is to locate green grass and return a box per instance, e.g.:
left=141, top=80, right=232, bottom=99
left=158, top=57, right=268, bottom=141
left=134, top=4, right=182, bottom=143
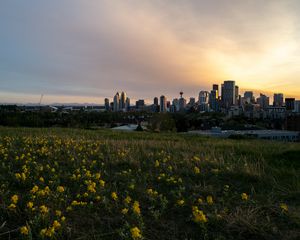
left=0, top=127, right=299, bottom=240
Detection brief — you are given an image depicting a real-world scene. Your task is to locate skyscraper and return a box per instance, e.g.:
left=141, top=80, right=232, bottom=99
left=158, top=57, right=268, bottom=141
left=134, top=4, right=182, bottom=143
left=257, top=93, right=269, bottom=109
left=113, top=92, right=120, bottom=112
left=235, top=85, right=239, bottom=105
left=285, top=98, right=295, bottom=111
left=273, top=93, right=284, bottom=107
left=172, top=98, right=179, bottom=112
left=213, top=84, right=219, bottom=97
left=221, top=80, right=236, bottom=108
left=125, top=97, right=130, bottom=111
left=120, top=92, right=126, bottom=110
left=198, top=91, right=210, bottom=112
left=244, top=91, right=254, bottom=103
left=160, top=95, right=167, bottom=112
left=153, top=97, right=158, bottom=106
left=135, top=99, right=145, bottom=110
left=209, top=89, right=219, bottom=111
left=104, top=98, right=110, bottom=111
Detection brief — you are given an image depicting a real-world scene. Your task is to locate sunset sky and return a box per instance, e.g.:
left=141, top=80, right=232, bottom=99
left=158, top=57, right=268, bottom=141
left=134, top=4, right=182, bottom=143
left=1, top=0, right=300, bottom=104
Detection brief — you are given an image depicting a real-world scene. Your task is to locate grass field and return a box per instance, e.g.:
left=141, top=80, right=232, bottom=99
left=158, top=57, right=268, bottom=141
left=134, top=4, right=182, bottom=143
left=0, top=127, right=299, bottom=240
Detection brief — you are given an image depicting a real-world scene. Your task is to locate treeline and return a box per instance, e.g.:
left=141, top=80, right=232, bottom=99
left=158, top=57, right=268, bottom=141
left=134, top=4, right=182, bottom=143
left=0, top=109, right=228, bottom=131
left=0, top=107, right=278, bottom=131
left=0, top=111, right=149, bottom=128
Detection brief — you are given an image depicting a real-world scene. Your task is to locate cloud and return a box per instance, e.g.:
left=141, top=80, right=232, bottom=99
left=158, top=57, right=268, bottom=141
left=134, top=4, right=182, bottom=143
left=0, top=0, right=299, bottom=104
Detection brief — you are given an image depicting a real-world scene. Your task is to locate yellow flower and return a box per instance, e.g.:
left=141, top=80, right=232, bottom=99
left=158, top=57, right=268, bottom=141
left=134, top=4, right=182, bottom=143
left=20, top=226, right=29, bottom=235
left=197, top=198, right=203, bottom=204
left=130, top=226, right=142, bottom=239
left=95, top=196, right=101, bottom=201
left=40, top=228, right=47, bottom=236
left=55, top=210, right=62, bottom=216
left=15, top=173, right=21, bottom=180
left=21, top=173, right=26, bottom=181
left=39, top=205, right=49, bottom=215
left=27, top=201, right=34, bottom=209
left=61, top=216, right=66, bottom=222
left=194, top=166, right=200, bottom=174
left=83, top=192, right=89, bottom=197
left=111, top=192, right=118, bottom=201
left=44, top=186, right=50, bottom=194
left=87, top=182, right=96, bottom=193
left=121, top=208, right=129, bottom=215
left=52, top=220, right=61, bottom=230
left=192, top=206, right=207, bottom=223
left=95, top=173, right=101, bottom=179
left=30, top=185, right=39, bottom=194
left=11, top=195, right=19, bottom=204
left=241, top=193, right=248, bottom=201
left=39, top=177, right=44, bottom=182
left=8, top=203, right=16, bottom=210
left=124, top=196, right=132, bottom=204
left=99, top=180, right=105, bottom=187
left=177, top=199, right=185, bottom=206
left=71, top=200, right=80, bottom=206
left=132, top=201, right=141, bottom=215
left=280, top=203, right=288, bottom=212
left=155, top=160, right=160, bottom=167
left=57, top=186, right=65, bottom=193
left=206, top=196, right=213, bottom=205
left=45, top=227, right=55, bottom=237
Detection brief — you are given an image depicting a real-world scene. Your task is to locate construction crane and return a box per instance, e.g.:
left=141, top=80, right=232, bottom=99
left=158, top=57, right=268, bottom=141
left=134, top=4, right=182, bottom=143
left=39, top=94, right=44, bottom=106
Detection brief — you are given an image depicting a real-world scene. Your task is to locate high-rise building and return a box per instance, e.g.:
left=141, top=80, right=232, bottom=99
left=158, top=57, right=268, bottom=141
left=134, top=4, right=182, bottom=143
left=257, top=93, right=269, bottom=109
left=199, top=91, right=210, bottom=112
left=198, top=91, right=209, bottom=104
left=213, top=84, right=219, bottom=91
left=177, top=92, right=186, bottom=111
left=212, top=84, right=219, bottom=97
left=178, top=98, right=186, bottom=111
left=172, top=98, right=179, bottom=112
left=244, top=91, right=254, bottom=103
left=113, top=92, right=120, bottom=112
left=209, top=89, right=219, bottom=111
left=153, top=97, right=158, bottom=106
left=221, top=80, right=236, bottom=108
left=125, top=97, right=130, bottom=111
left=294, top=100, right=300, bottom=113
left=120, top=92, right=126, bottom=110
left=285, top=98, right=295, bottom=111
left=189, top=97, right=196, bottom=106
left=273, top=93, right=284, bottom=107
left=160, top=95, right=167, bottom=112
left=235, top=86, right=239, bottom=105
left=104, top=98, right=110, bottom=111
left=135, top=99, right=145, bottom=110
left=166, top=101, right=171, bottom=110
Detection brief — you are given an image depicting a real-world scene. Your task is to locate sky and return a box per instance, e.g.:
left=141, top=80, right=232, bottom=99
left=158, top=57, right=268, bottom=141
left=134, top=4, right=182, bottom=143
left=1, top=0, right=300, bottom=104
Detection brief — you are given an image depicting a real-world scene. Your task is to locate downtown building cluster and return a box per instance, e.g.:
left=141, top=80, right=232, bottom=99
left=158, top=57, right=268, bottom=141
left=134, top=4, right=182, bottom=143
left=105, top=80, right=300, bottom=119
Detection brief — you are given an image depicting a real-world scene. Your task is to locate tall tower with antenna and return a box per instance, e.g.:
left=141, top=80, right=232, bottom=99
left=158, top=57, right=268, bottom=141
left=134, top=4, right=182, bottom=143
left=179, top=91, right=186, bottom=111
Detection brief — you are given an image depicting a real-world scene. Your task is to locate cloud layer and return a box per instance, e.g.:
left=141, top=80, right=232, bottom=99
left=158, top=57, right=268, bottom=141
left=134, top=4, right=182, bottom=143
left=0, top=0, right=300, bottom=103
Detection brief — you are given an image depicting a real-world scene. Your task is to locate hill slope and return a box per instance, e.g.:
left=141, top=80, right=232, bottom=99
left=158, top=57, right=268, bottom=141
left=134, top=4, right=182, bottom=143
left=0, top=127, right=299, bottom=239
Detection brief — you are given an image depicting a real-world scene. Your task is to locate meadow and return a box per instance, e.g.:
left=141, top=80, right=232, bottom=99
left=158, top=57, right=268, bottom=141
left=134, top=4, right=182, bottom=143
left=0, top=127, right=299, bottom=240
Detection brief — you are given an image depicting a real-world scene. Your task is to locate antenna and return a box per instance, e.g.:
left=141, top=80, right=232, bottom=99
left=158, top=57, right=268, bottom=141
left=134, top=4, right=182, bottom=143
left=180, top=91, right=183, bottom=98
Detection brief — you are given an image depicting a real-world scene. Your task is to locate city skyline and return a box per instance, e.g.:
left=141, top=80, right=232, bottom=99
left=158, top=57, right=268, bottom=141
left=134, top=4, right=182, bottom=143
left=1, top=0, right=300, bottom=104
